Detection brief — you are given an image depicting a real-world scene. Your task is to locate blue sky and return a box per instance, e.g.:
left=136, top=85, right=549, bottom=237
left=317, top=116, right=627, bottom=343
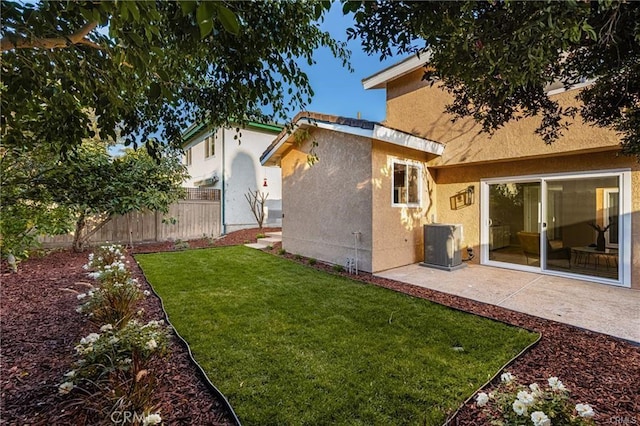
left=299, top=4, right=402, bottom=123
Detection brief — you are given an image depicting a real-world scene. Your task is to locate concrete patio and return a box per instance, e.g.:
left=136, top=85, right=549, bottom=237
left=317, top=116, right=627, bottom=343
left=375, top=263, right=640, bottom=343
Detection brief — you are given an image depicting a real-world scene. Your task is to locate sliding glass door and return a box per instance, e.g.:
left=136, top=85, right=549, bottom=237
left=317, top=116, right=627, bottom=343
left=543, top=176, right=619, bottom=280
left=487, top=182, right=541, bottom=267
left=482, top=170, right=630, bottom=287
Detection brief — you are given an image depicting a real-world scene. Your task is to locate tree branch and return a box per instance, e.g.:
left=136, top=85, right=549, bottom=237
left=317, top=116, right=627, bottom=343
left=1, top=21, right=101, bottom=52
left=80, top=213, right=113, bottom=244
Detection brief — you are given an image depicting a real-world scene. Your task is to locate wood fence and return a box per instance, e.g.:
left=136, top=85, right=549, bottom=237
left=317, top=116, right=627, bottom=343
left=40, top=194, right=221, bottom=248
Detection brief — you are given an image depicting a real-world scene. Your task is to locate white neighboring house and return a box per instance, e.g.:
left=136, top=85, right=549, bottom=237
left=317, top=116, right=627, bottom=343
left=182, top=121, right=283, bottom=233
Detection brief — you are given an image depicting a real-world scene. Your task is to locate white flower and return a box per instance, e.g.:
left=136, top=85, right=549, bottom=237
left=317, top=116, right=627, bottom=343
left=142, top=413, right=162, bottom=425
left=143, top=290, right=151, bottom=296
left=100, top=324, right=113, bottom=332
left=109, top=337, right=119, bottom=344
left=76, top=293, right=86, bottom=300
left=529, top=383, right=541, bottom=395
left=64, top=370, right=76, bottom=379
left=517, top=390, right=535, bottom=406
left=475, top=392, right=489, bottom=407
left=58, top=381, right=74, bottom=395
left=88, top=253, right=94, bottom=261
left=575, top=403, right=595, bottom=418
left=75, top=307, right=83, bottom=313
left=548, top=376, right=567, bottom=391
left=531, top=411, right=550, bottom=426
left=88, top=272, right=100, bottom=279
left=80, top=333, right=100, bottom=345
left=501, top=372, right=515, bottom=383
left=82, top=264, right=89, bottom=270
left=512, top=399, right=527, bottom=416
left=146, top=339, right=158, bottom=350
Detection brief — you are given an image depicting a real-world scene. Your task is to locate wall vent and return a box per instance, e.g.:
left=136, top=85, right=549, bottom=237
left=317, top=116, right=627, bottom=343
left=420, top=224, right=466, bottom=271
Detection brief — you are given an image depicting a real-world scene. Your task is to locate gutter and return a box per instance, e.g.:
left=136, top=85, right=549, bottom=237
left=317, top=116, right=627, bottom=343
left=221, top=129, right=226, bottom=235
left=247, top=121, right=283, bottom=133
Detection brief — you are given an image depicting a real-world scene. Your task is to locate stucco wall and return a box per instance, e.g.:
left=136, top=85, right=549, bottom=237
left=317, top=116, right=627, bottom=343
left=183, top=128, right=223, bottom=188
left=384, top=69, right=621, bottom=166
left=222, top=128, right=283, bottom=232
left=183, top=127, right=282, bottom=232
left=280, top=128, right=373, bottom=271
left=430, top=151, right=639, bottom=288
left=371, top=140, right=436, bottom=272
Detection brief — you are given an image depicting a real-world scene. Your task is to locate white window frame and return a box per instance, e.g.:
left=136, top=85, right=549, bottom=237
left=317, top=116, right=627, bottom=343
left=205, top=135, right=215, bottom=158
left=185, top=147, right=192, bottom=166
left=603, top=188, right=619, bottom=249
left=480, top=169, right=631, bottom=288
left=391, top=159, right=422, bottom=207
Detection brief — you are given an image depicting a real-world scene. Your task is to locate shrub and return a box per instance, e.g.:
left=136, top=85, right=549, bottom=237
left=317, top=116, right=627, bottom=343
left=174, top=239, right=190, bottom=250
left=294, top=254, right=303, bottom=260
left=83, top=244, right=127, bottom=271
left=76, top=279, right=143, bottom=328
left=308, top=258, right=317, bottom=265
left=475, top=372, right=596, bottom=425
left=60, top=321, right=169, bottom=421
left=332, top=264, right=344, bottom=272
left=278, top=248, right=287, bottom=255
left=79, top=244, right=142, bottom=327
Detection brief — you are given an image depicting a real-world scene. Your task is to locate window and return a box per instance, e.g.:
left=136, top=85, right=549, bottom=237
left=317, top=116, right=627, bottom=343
left=392, top=160, right=421, bottom=206
left=185, top=147, right=192, bottom=166
left=205, top=135, right=215, bottom=158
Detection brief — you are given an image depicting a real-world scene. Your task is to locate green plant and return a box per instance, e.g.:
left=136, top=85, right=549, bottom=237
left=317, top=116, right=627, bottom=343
left=60, top=320, right=169, bottom=420
left=84, top=244, right=127, bottom=270
left=332, top=264, right=344, bottom=272
left=265, top=245, right=273, bottom=250
left=76, top=280, right=142, bottom=328
left=174, top=239, right=190, bottom=251
left=278, top=248, right=286, bottom=255
left=256, top=233, right=266, bottom=239
left=308, top=258, right=317, bottom=266
left=78, top=244, right=143, bottom=327
left=203, top=233, right=217, bottom=246
left=294, top=254, right=303, bottom=260
left=475, top=372, right=596, bottom=425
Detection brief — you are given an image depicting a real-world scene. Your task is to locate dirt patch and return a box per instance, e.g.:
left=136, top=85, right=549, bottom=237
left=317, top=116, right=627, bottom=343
left=2, top=229, right=638, bottom=425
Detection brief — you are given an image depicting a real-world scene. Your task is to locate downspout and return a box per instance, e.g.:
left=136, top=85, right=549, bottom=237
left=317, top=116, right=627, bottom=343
left=221, top=129, right=226, bottom=235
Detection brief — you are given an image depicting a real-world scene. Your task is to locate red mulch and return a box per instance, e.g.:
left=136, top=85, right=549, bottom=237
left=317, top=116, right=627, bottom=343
left=2, top=228, right=638, bottom=425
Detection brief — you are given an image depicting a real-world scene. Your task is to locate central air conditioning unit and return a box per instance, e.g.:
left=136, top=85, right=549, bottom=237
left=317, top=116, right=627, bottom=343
left=420, top=224, right=466, bottom=271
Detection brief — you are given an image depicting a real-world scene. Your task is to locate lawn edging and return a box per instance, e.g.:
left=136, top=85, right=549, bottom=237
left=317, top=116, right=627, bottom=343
left=136, top=246, right=540, bottom=424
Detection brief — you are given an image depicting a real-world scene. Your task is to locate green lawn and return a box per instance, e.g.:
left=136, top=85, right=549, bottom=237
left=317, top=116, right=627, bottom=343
left=136, top=246, right=537, bottom=425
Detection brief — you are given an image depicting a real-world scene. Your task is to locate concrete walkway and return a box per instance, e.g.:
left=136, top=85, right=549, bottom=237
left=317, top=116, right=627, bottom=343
left=375, top=263, right=640, bottom=343
left=244, top=231, right=282, bottom=250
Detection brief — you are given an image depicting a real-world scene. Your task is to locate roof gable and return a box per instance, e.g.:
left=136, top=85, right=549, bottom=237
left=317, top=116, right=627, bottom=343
left=261, top=111, right=444, bottom=166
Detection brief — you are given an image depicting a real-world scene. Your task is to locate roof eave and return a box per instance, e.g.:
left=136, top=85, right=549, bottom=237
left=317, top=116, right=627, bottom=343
left=362, top=52, right=431, bottom=90
left=260, top=116, right=444, bottom=166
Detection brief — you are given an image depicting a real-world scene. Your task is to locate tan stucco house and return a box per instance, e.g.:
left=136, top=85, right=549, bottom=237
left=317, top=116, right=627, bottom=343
left=261, top=55, right=639, bottom=289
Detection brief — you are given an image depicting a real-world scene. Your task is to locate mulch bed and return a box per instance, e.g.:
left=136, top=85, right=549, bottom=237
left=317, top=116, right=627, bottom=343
left=2, top=228, right=638, bottom=425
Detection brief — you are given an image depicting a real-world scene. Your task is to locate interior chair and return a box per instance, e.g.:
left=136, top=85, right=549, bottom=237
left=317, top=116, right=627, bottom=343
left=516, top=231, right=571, bottom=267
